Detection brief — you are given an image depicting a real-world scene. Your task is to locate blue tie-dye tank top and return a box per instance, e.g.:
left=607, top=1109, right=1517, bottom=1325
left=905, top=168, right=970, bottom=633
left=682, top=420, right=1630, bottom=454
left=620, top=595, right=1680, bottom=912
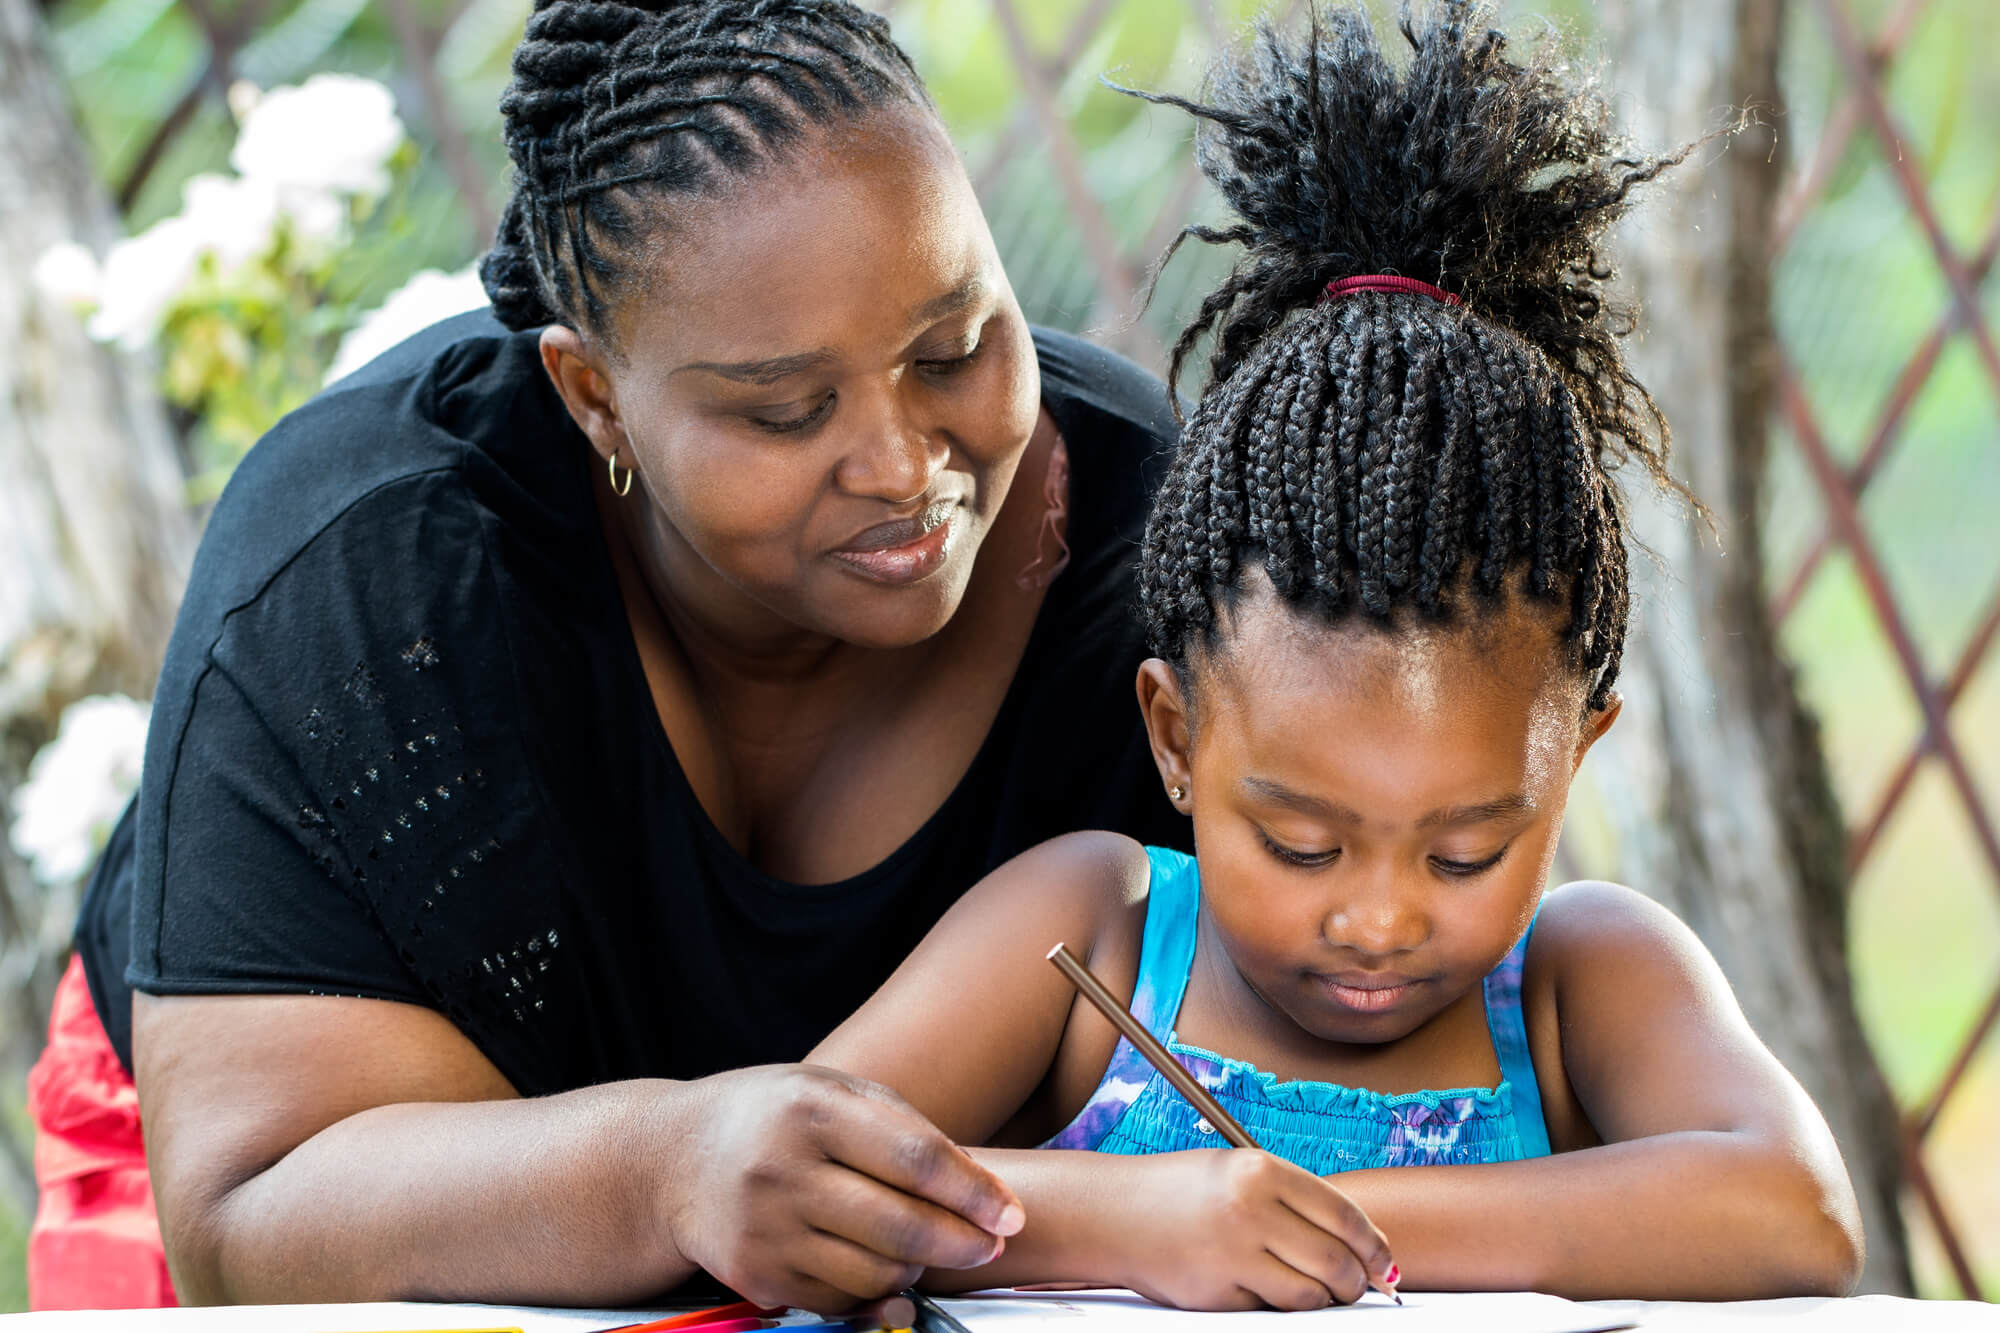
left=1042, top=845, right=1551, bottom=1173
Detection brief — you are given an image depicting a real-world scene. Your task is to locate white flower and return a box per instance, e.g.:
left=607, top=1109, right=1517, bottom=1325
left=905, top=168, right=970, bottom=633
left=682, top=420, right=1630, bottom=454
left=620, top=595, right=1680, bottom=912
left=180, top=172, right=282, bottom=273
left=86, top=172, right=285, bottom=349
left=231, top=74, right=406, bottom=200
left=325, top=265, right=489, bottom=385
left=88, top=214, right=202, bottom=349
left=8, top=695, right=150, bottom=887
left=32, top=241, right=102, bottom=311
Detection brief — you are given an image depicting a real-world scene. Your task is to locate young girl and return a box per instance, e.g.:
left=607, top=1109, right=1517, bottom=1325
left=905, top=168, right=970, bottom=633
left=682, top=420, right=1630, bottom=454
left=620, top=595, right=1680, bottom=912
left=810, top=0, right=1863, bottom=1309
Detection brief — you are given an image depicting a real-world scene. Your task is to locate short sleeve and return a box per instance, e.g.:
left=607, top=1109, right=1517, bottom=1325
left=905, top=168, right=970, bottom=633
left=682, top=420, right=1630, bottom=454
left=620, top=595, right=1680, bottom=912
left=129, top=471, right=579, bottom=1086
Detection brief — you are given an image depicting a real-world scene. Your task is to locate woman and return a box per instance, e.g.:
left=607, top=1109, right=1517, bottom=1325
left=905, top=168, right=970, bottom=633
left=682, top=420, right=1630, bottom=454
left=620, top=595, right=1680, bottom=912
left=33, top=0, right=1187, bottom=1311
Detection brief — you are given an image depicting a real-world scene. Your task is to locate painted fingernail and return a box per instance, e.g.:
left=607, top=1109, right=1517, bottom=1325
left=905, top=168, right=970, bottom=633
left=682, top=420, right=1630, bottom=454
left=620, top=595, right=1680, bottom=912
left=1385, top=1264, right=1400, bottom=1286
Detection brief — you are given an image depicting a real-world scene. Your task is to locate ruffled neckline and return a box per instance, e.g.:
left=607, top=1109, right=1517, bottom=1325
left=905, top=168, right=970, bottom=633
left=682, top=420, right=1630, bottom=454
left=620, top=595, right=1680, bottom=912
left=1168, top=1035, right=1515, bottom=1118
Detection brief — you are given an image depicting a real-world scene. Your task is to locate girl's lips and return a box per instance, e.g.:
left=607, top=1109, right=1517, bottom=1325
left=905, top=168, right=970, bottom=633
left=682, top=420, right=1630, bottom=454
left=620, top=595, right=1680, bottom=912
left=1316, top=974, right=1421, bottom=1013
left=830, top=514, right=954, bottom=585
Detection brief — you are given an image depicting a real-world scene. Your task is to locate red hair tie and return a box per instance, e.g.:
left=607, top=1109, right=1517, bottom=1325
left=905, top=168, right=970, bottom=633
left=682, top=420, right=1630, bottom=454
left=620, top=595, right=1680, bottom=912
left=1322, top=274, right=1462, bottom=306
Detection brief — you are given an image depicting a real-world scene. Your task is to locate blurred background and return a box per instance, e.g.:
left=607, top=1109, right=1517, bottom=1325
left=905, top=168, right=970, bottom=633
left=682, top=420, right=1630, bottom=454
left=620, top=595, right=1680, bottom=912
left=0, top=0, right=1994, bottom=1310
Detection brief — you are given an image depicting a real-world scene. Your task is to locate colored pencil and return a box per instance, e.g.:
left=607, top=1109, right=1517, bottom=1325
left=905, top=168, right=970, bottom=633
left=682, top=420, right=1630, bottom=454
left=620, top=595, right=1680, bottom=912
left=1046, top=942, right=1403, bottom=1305
left=906, top=1289, right=973, bottom=1333
left=600, top=1304, right=772, bottom=1328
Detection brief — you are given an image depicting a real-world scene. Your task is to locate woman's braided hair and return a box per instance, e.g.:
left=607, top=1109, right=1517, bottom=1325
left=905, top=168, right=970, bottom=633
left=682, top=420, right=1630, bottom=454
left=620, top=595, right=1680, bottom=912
left=1137, top=1, right=1695, bottom=712
left=481, top=0, right=929, bottom=336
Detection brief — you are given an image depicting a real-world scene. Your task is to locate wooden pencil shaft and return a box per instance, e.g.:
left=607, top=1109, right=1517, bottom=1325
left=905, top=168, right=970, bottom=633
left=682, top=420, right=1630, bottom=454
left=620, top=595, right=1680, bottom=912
left=1046, top=943, right=1259, bottom=1150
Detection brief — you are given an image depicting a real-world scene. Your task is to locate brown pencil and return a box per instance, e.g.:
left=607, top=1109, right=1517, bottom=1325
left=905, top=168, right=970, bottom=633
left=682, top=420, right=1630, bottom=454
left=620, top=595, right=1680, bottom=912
left=1046, top=941, right=1402, bottom=1304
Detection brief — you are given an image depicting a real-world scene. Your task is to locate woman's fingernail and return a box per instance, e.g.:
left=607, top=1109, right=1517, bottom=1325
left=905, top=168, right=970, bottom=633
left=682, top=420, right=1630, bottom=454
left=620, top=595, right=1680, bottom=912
left=1385, top=1264, right=1400, bottom=1286
left=997, top=1202, right=1026, bottom=1234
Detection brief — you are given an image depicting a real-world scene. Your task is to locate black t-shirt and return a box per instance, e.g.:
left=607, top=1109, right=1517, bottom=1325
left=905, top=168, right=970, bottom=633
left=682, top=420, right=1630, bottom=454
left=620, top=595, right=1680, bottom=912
left=78, top=311, right=1189, bottom=1096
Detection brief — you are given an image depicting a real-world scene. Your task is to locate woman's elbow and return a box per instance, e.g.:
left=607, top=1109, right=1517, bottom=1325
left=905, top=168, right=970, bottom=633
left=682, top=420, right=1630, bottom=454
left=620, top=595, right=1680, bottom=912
left=1809, top=1193, right=1866, bottom=1297
left=1766, top=1148, right=1865, bottom=1297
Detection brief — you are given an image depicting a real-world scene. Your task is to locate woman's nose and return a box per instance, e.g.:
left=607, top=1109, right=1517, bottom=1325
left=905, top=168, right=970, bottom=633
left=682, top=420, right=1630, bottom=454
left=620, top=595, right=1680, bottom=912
left=838, top=399, right=946, bottom=504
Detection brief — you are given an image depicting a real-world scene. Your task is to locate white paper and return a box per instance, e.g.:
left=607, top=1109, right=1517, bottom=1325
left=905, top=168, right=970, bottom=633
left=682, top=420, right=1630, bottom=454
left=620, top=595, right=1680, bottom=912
left=938, top=1288, right=1638, bottom=1333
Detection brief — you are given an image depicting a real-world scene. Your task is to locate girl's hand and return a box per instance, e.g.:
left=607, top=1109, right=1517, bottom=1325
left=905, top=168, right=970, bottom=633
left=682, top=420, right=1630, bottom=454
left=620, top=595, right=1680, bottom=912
left=661, top=1065, right=1026, bottom=1313
left=1107, top=1149, right=1394, bottom=1310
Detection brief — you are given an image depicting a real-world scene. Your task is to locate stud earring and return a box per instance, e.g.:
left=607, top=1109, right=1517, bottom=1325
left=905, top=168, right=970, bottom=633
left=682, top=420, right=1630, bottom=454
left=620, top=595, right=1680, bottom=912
left=1169, top=784, right=1186, bottom=802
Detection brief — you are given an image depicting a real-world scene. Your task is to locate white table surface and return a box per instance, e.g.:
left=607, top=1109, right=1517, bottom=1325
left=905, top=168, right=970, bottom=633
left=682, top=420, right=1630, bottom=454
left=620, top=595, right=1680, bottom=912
left=0, top=1293, right=1991, bottom=1333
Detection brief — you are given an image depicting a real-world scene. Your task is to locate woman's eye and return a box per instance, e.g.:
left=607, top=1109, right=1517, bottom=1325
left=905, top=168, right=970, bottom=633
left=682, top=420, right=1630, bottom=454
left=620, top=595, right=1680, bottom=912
left=916, top=338, right=983, bottom=376
left=1431, top=847, right=1509, bottom=877
left=1260, top=832, right=1339, bottom=868
left=750, top=393, right=834, bottom=434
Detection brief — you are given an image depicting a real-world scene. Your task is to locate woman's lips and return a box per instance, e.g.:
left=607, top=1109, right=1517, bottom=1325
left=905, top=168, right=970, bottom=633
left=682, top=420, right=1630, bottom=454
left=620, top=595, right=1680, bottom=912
left=1316, top=972, right=1422, bottom=1014
left=831, top=503, right=957, bottom=585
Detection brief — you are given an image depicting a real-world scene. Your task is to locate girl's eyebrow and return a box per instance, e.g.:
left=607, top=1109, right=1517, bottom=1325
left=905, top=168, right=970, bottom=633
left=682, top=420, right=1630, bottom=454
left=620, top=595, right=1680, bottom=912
left=1239, top=776, right=1358, bottom=821
left=1239, top=776, right=1532, bottom=829
left=1416, top=793, right=1535, bottom=829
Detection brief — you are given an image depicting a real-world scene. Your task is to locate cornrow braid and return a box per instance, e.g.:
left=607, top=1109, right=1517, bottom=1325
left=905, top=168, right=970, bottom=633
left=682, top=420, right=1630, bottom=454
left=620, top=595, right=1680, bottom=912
left=481, top=0, right=929, bottom=336
left=1137, top=0, right=1703, bottom=713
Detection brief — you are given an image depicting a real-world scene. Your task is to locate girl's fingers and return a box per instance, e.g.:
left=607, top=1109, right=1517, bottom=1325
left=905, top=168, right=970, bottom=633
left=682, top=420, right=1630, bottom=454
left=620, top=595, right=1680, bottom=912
left=1242, top=1253, right=1335, bottom=1313
left=800, top=1157, right=1003, bottom=1271
left=1260, top=1206, right=1369, bottom=1306
left=1278, top=1174, right=1395, bottom=1290
left=820, top=1080, right=1025, bottom=1240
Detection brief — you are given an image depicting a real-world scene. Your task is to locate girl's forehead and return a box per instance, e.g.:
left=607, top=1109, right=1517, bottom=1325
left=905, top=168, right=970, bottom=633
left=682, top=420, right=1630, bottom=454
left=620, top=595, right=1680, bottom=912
left=1203, top=580, right=1585, bottom=772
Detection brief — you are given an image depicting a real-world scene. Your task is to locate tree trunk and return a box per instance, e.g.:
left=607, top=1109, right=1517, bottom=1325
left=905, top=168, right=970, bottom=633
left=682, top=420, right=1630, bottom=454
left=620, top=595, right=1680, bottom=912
left=0, top=0, right=195, bottom=1215
left=1588, top=0, right=1911, bottom=1294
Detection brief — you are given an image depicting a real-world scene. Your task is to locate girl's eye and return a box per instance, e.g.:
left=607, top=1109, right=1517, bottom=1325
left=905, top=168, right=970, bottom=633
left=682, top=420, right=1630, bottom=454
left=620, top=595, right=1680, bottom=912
left=916, top=338, right=983, bottom=377
left=1260, top=831, right=1340, bottom=868
left=750, top=392, right=835, bottom=434
left=1431, top=846, right=1510, bottom=877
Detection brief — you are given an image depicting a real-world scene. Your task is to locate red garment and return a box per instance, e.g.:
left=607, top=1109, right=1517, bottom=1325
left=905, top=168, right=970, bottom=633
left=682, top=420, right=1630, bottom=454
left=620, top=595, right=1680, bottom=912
left=24, top=955, right=176, bottom=1310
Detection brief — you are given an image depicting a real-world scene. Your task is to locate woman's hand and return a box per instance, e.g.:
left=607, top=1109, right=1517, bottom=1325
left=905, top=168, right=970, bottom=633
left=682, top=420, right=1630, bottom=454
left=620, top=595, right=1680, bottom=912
left=1107, top=1149, right=1393, bottom=1310
left=660, top=1065, right=1024, bottom=1312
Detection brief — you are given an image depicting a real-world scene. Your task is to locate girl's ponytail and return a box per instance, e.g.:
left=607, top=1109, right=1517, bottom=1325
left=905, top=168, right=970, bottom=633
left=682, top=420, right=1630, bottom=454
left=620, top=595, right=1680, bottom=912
left=1137, top=1, right=1697, bottom=712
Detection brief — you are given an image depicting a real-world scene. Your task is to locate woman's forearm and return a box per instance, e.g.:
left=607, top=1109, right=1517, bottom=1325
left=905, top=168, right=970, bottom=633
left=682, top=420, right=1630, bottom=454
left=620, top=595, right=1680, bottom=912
left=192, top=1081, right=694, bottom=1306
left=1332, top=1132, right=1863, bottom=1300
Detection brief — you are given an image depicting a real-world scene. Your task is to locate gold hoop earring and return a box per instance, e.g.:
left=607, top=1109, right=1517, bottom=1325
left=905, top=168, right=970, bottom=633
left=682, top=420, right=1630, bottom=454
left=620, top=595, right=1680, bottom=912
left=1169, top=785, right=1186, bottom=802
left=607, top=450, right=634, bottom=498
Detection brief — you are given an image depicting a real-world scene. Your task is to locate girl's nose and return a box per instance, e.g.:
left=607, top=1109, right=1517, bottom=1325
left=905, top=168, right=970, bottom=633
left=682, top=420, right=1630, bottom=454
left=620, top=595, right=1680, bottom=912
left=1322, top=866, right=1429, bottom=958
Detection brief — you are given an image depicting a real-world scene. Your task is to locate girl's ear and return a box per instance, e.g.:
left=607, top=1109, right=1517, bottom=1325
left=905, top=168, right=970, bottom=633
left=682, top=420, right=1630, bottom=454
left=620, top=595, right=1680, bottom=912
left=539, top=324, right=627, bottom=465
left=1136, top=658, right=1194, bottom=814
left=1573, top=689, right=1624, bottom=773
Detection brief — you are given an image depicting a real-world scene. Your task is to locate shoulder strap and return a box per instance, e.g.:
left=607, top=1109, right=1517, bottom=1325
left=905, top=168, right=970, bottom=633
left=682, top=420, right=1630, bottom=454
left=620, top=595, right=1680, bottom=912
left=1132, top=845, right=1202, bottom=1039
left=1039, top=845, right=1201, bottom=1151
left=1483, top=901, right=1553, bottom=1158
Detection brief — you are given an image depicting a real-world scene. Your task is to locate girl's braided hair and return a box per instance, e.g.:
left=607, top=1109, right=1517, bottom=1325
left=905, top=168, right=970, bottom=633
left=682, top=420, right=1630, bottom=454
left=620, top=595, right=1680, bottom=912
left=1137, top=0, right=1694, bottom=712
left=481, top=0, right=930, bottom=337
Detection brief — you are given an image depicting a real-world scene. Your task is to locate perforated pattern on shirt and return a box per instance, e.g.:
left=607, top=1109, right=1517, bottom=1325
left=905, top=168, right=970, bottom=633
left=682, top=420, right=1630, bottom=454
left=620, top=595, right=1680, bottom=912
left=282, top=628, right=568, bottom=1044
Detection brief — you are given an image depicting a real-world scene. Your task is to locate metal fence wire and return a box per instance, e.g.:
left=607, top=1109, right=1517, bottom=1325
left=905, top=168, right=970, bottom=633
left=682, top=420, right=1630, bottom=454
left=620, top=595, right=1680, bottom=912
left=49, top=0, right=2000, bottom=1301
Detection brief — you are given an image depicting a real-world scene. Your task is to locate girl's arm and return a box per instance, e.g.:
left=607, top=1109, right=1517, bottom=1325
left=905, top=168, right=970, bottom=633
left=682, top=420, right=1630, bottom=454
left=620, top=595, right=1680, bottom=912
left=1328, top=881, right=1864, bottom=1300
left=810, top=832, right=1148, bottom=1147
left=810, top=833, right=1395, bottom=1309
